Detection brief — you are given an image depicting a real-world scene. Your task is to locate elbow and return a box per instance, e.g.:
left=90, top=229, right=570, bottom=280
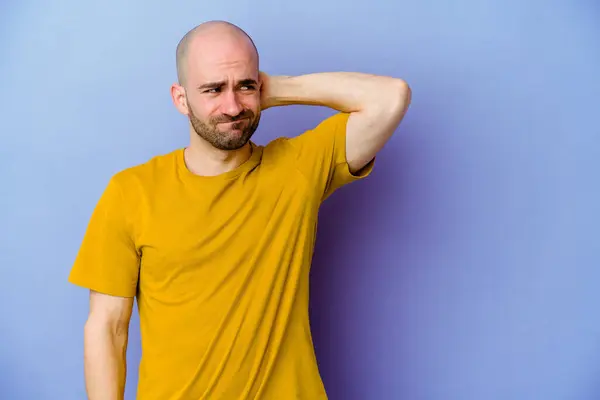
left=374, top=78, right=410, bottom=120
left=392, top=79, right=411, bottom=114
left=359, top=77, right=411, bottom=120
left=84, top=314, right=129, bottom=340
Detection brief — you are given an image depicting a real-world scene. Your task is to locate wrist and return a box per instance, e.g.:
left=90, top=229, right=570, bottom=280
left=262, top=75, right=294, bottom=109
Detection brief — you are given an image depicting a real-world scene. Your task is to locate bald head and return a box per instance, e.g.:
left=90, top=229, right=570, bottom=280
left=175, top=21, right=258, bottom=87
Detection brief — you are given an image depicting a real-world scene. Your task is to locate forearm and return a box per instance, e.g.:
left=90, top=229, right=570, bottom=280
left=263, top=71, right=411, bottom=173
left=84, top=322, right=128, bottom=400
left=264, top=72, right=408, bottom=113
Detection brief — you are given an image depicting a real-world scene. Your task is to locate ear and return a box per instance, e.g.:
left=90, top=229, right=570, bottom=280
left=170, top=83, right=189, bottom=115
left=258, top=71, right=267, bottom=86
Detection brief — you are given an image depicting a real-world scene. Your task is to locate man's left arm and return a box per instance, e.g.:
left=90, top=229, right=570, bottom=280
left=261, top=71, right=412, bottom=173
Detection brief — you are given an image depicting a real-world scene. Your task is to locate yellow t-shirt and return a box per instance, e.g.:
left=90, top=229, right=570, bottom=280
left=68, top=112, right=374, bottom=399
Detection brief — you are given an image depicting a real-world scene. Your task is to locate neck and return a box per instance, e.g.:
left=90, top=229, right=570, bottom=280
left=184, top=135, right=253, bottom=177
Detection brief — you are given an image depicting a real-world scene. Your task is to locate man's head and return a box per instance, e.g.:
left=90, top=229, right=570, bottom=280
left=171, top=21, right=261, bottom=151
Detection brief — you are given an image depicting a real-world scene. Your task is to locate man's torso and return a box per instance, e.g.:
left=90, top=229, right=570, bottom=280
left=126, top=140, right=327, bottom=399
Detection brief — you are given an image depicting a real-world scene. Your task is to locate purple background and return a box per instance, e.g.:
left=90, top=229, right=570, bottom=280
left=1, top=1, right=599, bottom=399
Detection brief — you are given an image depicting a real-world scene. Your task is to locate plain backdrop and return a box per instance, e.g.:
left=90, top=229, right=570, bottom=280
left=1, top=1, right=599, bottom=399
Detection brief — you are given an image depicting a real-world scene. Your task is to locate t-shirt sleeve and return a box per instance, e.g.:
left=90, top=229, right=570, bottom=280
left=287, top=112, right=375, bottom=201
left=68, top=174, right=140, bottom=298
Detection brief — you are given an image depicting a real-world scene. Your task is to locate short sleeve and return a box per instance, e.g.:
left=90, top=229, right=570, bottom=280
left=68, top=174, right=140, bottom=298
left=287, top=112, right=375, bottom=201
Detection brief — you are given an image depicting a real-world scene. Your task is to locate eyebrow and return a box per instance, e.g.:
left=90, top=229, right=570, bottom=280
left=197, top=79, right=258, bottom=90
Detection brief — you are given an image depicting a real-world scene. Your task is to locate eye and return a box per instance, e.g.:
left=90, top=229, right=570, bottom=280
left=240, top=85, right=255, bottom=91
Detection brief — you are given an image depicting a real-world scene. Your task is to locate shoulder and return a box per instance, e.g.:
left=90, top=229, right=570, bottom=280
left=107, top=148, right=180, bottom=197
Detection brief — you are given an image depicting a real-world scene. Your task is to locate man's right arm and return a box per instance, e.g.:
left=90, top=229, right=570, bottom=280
left=68, top=174, right=140, bottom=397
left=83, top=290, right=134, bottom=400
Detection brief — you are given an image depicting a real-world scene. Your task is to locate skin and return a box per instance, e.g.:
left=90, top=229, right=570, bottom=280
left=83, top=20, right=411, bottom=400
left=84, top=290, right=132, bottom=400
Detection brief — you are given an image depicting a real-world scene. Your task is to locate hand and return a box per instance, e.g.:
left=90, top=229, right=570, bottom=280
left=259, top=71, right=273, bottom=110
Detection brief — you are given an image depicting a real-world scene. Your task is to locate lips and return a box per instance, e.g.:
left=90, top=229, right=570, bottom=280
left=216, top=119, right=248, bottom=132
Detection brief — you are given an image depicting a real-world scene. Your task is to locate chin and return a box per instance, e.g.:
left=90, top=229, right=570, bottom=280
left=218, top=143, right=248, bottom=151
left=217, top=135, right=251, bottom=151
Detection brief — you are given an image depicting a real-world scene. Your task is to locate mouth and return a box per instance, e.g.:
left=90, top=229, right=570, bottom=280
left=218, top=119, right=248, bottom=128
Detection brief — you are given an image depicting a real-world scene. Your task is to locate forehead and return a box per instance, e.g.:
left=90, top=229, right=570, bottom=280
left=185, top=36, right=258, bottom=83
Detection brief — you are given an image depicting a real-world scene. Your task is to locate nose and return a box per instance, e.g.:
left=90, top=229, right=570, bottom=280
left=221, top=90, right=243, bottom=117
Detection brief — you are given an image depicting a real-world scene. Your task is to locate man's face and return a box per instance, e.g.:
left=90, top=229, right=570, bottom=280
left=182, top=39, right=262, bottom=151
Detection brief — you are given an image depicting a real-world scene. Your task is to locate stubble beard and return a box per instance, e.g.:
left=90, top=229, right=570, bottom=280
left=188, top=106, right=260, bottom=151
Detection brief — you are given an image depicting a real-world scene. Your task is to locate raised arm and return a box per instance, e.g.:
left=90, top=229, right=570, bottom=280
left=83, top=290, right=134, bottom=400
left=260, top=71, right=411, bottom=173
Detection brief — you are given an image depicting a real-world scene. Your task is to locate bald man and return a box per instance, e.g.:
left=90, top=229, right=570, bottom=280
left=69, top=20, right=411, bottom=400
